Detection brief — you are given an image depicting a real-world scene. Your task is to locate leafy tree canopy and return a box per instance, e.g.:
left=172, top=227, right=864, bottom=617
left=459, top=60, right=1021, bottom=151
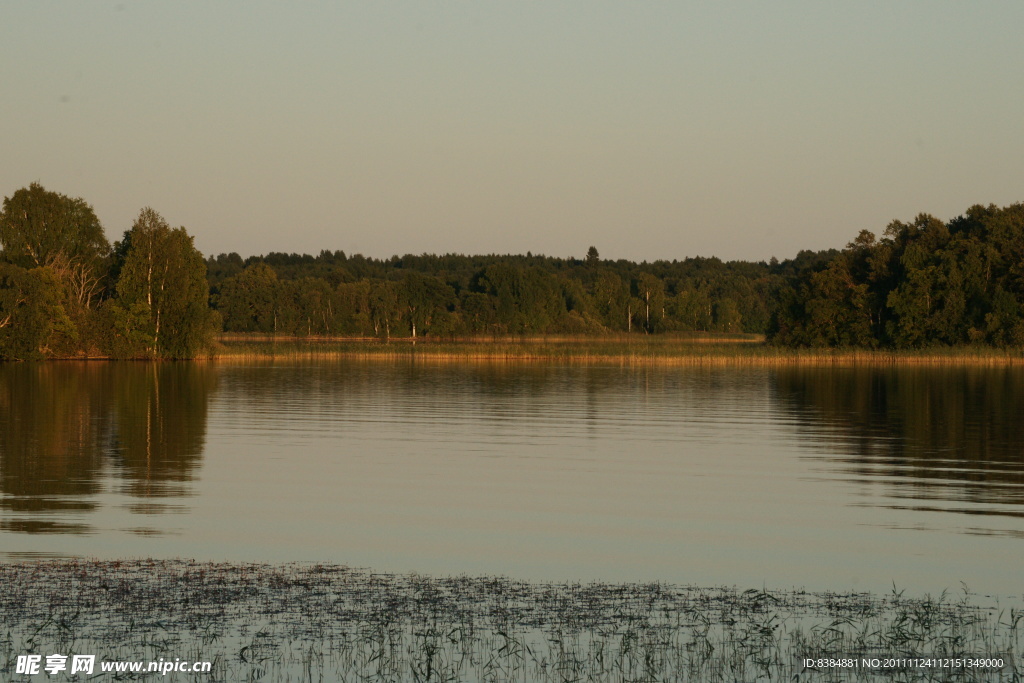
left=0, top=183, right=109, bottom=271
left=106, top=208, right=216, bottom=358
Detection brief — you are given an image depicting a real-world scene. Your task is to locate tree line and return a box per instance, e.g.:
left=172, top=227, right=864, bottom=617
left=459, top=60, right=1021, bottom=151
left=1, top=182, right=1022, bottom=359
left=205, top=247, right=778, bottom=340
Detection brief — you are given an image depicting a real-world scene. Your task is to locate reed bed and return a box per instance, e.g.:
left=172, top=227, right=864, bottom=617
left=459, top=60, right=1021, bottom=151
left=210, top=337, right=1024, bottom=367
left=1, top=560, right=1018, bottom=681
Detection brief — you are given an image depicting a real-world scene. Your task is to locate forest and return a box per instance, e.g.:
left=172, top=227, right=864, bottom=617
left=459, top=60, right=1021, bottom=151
left=1, top=182, right=1022, bottom=359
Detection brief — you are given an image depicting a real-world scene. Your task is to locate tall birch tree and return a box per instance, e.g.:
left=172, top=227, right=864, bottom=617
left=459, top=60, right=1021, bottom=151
left=108, top=208, right=214, bottom=358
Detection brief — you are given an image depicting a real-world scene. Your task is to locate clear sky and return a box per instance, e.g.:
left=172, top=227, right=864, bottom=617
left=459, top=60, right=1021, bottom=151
left=2, top=2, right=1022, bottom=263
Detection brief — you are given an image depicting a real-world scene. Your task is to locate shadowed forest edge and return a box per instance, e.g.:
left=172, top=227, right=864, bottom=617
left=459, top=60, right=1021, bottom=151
left=2, top=183, right=1024, bottom=360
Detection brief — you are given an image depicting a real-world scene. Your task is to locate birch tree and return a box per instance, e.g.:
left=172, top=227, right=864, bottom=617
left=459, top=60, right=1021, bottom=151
left=108, top=208, right=215, bottom=358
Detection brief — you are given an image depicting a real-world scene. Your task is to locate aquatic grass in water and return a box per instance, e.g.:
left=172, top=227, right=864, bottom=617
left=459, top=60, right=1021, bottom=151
left=0, top=561, right=1018, bottom=681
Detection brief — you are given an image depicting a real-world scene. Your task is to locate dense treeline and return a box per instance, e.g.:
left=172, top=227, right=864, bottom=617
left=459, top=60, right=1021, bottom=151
left=205, top=247, right=780, bottom=339
left=2, top=182, right=1022, bottom=358
left=771, top=204, right=1024, bottom=348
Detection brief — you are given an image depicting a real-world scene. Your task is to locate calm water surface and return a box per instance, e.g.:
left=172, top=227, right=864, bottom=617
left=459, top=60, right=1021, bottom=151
left=1, top=361, right=1021, bottom=598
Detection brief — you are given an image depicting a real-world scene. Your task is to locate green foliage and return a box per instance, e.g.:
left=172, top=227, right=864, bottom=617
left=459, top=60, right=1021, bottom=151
left=671, top=289, right=712, bottom=332
left=369, top=279, right=401, bottom=340
left=713, top=298, right=743, bottom=333
left=334, top=280, right=372, bottom=335
left=635, top=272, right=665, bottom=333
left=0, top=184, right=111, bottom=357
left=291, top=277, right=337, bottom=335
left=3, top=182, right=1022, bottom=355
left=206, top=247, right=789, bottom=339
left=401, top=271, right=455, bottom=338
left=96, top=299, right=154, bottom=359
left=0, top=264, right=76, bottom=360
left=478, top=263, right=565, bottom=333
left=215, top=262, right=281, bottom=333
left=0, top=183, right=109, bottom=272
left=459, top=291, right=496, bottom=334
left=108, top=208, right=215, bottom=358
left=770, top=203, right=1024, bottom=349
left=799, top=258, right=874, bottom=346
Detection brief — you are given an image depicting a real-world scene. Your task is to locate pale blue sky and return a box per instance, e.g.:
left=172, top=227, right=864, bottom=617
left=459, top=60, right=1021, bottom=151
left=2, top=2, right=1022, bottom=262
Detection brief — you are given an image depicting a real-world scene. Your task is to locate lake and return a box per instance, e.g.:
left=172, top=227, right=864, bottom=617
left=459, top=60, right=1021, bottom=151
left=1, top=360, right=1021, bottom=600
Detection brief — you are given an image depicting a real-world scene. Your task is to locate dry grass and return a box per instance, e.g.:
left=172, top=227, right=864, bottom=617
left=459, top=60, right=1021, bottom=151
left=210, top=336, right=1024, bottom=367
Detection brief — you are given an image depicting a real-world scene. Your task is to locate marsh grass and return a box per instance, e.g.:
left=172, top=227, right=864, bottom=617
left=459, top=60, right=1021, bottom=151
left=0, top=561, right=1018, bottom=681
left=211, top=335, right=1024, bottom=367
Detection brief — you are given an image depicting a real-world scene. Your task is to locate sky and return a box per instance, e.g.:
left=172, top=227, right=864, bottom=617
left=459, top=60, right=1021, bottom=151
left=2, top=2, right=1022, bottom=263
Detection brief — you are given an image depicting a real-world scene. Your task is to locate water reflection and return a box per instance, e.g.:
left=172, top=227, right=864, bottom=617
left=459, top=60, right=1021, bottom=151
left=107, top=364, right=216, bottom=498
left=773, top=367, right=1024, bottom=527
left=0, top=363, right=217, bottom=535
left=1, top=360, right=1021, bottom=595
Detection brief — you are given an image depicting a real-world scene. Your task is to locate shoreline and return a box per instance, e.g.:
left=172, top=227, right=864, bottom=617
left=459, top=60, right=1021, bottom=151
left=9, top=336, right=1024, bottom=366
left=208, top=337, right=1024, bottom=366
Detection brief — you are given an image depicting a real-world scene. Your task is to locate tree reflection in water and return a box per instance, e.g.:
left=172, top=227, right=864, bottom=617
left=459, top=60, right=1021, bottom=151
left=0, top=362, right=217, bottom=535
left=773, top=367, right=1024, bottom=526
